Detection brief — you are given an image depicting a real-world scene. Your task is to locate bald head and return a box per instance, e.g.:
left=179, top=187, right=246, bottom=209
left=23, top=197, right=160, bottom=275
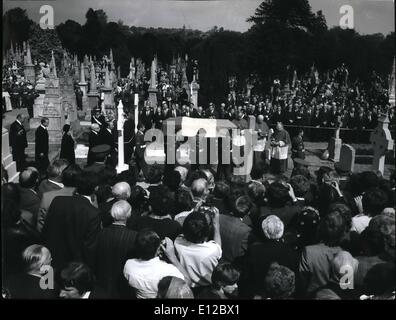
left=19, top=168, right=40, bottom=189
left=191, top=178, right=208, bottom=199
left=258, top=115, right=264, bottom=122
left=91, top=123, right=100, bottom=132
left=112, top=182, right=131, bottom=200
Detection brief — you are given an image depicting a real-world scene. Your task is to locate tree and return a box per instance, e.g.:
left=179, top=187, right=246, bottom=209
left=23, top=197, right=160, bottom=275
left=3, top=8, right=33, bottom=49
left=29, top=23, right=63, bottom=66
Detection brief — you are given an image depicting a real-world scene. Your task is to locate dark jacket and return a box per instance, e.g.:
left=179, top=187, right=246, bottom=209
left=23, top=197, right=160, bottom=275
left=35, top=125, right=49, bottom=157
left=239, top=239, right=299, bottom=298
left=60, top=133, right=75, bottom=164
left=219, top=214, right=252, bottom=265
left=43, top=195, right=101, bottom=271
left=3, top=273, right=58, bottom=299
left=18, top=187, right=41, bottom=223
left=9, top=120, right=27, bottom=150
left=95, top=224, right=137, bottom=298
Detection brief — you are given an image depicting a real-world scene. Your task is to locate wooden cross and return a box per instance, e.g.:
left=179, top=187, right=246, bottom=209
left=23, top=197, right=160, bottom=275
left=370, top=115, right=394, bottom=175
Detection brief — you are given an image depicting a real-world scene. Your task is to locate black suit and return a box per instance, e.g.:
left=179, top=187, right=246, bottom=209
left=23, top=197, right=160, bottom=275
left=123, top=119, right=135, bottom=163
left=140, top=110, right=154, bottom=130
left=91, top=115, right=106, bottom=128
left=98, top=128, right=115, bottom=152
left=43, top=195, right=101, bottom=271
left=95, top=224, right=137, bottom=298
left=9, top=120, right=27, bottom=171
left=87, top=131, right=100, bottom=165
left=35, top=125, right=49, bottom=173
left=239, top=240, right=299, bottom=298
left=4, top=273, right=58, bottom=299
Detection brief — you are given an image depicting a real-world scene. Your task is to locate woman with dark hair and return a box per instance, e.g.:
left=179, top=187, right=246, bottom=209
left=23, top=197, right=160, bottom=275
left=60, top=124, right=75, bottom=164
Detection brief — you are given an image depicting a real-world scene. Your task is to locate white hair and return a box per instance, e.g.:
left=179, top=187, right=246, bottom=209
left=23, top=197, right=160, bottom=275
left=112, top=182, right=131, bottom=200
left=111, top=200, right=132, bottom=221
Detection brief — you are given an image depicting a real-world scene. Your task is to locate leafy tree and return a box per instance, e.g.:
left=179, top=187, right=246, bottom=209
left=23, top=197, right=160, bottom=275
left=3, top=8, right=33, bottom=49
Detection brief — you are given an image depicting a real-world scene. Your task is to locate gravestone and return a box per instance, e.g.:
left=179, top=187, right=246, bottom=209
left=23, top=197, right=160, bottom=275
left=60, top=75, right=80, bottom=132
left=336, top=144, right=355, bottom=173
left=328, top=127, right=342, bottom=162
left=87, top=62, right=100, bottom=116
left=24, top=43, right=35, bottom=85
left=43, top=75, right=64, bottom=144
left=101, top=67, right=115, bottom=119
left=30, top=75, right=47, bottom=129
left=370, top=115, right=394, bottom=175
left=148, top=56, right=158, bottom=108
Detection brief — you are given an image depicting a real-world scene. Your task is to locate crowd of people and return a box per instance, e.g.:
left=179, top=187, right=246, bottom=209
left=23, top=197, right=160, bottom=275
left=2, top=145, right=395, bottom=299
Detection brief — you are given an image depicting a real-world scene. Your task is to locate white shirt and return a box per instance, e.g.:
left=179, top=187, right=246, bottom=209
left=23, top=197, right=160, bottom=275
left=123, top=257, right=184, bottom=299
left=174, top=209, right=193, bottom=227
left=351, top=214, right=371, bottom=234
left=40, top=124, right=47, bottom=130
left=16, top=119, right=22, bottom=126
left=174, top=236, right=222, bottom=287
left=81, top=291, right=91, bottom=299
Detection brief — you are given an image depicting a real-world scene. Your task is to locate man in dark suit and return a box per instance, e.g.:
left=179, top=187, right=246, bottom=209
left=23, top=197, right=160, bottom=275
left=87, top=123, right=100, bottom=166
left=91, top=109, right=106, bottom=129
left=98, top=121, right=116, bottom=152
left=95, top=200, right=137, bottom=298
left=37, top=164, right=82, bottom=233
left=18, top=167, right=41, bottom=225
left=9, top=114, right=28, bottom=171
left=35, top=117, right=50, bottom=175
left=219, top=196, right=252, bottom=267
left=3, top=245, right=58, bottom=299
left=43, top=171, right=102, bottom=272
left=37, top=159, right=69, bottom=198
left=140, top=104, right=154, bottom=131
left=123, top=112, right=135, bottom=163
left=133, top=123, right=146, bottom=174
left=239, top=215, right=299, bottom=298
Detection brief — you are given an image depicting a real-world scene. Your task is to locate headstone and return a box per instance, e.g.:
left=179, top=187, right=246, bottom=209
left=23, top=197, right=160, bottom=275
left=336, top=144, right=355, bottom=173
left=42, top=64, right=64, bottom=144
left=370, top=115, right=394, bottom=175
left=2, top=128, right=19, bottom=182
left=30, top=75, right=47, bottom=129
left=78, top=62, right=89, bottom=116
left=328, top=127, right=342, bottom=162
left=116, top=100, right=128, bottom=174
left=101, top=67, right=114, bottom=119
left=87, top=61, right=100, bottom=114
left=148, top=56, right=158, bottom=108
left=24, top=43, right=35, bottom=85
left=60, top=75, right=80, bottom=132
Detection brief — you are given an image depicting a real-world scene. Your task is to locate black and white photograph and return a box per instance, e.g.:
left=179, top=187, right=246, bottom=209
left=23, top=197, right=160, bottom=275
left=1, top=0, right=395, bottom=307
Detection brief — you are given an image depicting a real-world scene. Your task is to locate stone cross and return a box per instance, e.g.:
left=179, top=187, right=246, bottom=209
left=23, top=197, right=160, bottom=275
left=116, top=100, right=129, bottom=174
left=370, top=115, right=394, bottom=175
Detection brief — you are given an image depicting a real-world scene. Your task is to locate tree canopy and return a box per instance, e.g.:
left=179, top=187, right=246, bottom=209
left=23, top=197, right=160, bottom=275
left=2, top=2, right=394, bottom=104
